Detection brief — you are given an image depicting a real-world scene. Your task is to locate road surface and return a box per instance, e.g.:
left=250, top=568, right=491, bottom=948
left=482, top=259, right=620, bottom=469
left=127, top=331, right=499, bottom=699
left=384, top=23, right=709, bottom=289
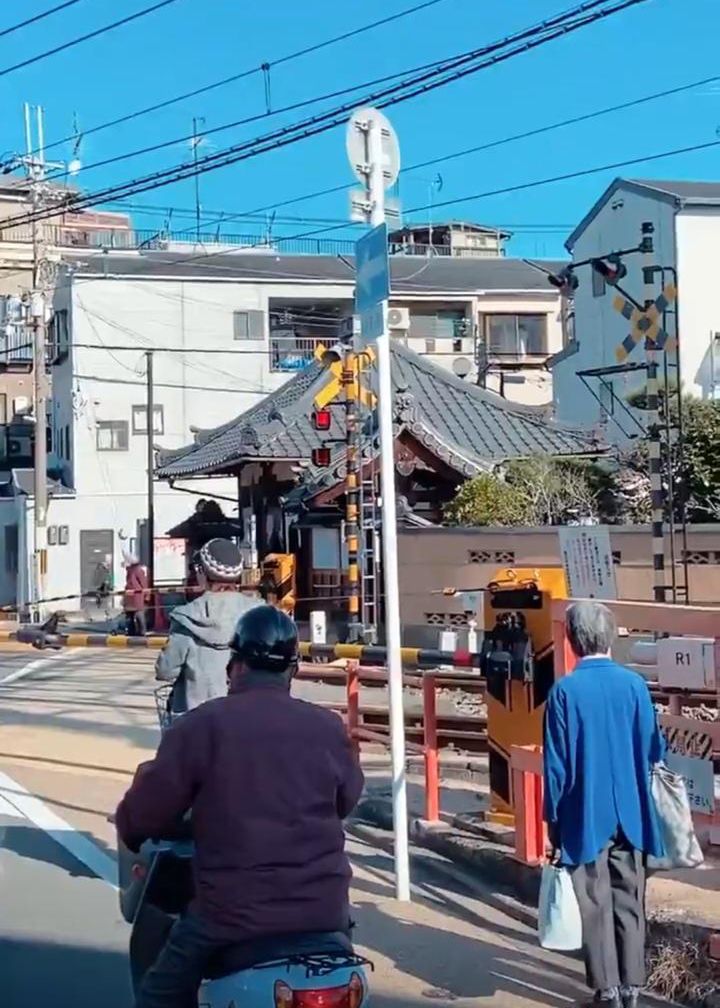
left=0, top=646, right=603, bottom=1008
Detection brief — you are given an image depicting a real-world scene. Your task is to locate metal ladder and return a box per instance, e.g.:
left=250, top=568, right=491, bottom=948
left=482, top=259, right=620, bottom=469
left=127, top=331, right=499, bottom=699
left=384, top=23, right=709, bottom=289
left=358, top=459, right=380, bottom=643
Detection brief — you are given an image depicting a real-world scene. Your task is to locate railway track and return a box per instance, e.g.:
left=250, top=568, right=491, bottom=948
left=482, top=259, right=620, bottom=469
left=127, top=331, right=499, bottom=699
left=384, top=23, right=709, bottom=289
left=299, top=663, right=718, bottom=765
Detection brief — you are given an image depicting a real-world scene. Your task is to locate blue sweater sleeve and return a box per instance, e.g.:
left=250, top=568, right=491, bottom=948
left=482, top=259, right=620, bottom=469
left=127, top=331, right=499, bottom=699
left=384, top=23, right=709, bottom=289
left=543, top=686, right=569, bottom=827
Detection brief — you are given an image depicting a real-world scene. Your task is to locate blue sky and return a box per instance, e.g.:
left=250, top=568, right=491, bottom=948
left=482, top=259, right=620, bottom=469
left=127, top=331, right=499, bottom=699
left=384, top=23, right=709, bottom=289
left=3, top=0, right=720, bottom=258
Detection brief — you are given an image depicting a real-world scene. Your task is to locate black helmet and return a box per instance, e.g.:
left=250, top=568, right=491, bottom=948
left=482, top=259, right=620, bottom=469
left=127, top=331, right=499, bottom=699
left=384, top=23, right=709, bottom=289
left=230, top=604, right=298, bottom=674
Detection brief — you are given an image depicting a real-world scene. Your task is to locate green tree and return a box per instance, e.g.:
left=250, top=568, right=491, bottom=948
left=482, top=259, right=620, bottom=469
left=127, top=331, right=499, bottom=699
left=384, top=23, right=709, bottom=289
left=624, top=386, right=720, bottom=522
left=443, top=456, right=600, bottom=527
left=443, top=472, right=533, bottom=526
left=503, top=456, right=600, bottom=525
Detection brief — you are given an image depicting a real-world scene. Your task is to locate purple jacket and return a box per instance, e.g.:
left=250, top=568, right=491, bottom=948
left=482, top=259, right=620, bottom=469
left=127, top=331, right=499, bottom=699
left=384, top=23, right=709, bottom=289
left=115, top=683, right=364, bottom=941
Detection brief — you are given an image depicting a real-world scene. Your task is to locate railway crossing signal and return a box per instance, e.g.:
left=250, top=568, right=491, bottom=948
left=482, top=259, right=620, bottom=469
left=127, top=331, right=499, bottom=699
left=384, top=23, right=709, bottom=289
left=613, top=282, right=677, bottom=362
left=312, top=342, right=376, bottom=410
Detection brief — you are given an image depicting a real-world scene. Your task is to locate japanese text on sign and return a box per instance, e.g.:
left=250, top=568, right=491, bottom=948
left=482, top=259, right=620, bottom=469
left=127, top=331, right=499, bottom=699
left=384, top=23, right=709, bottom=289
left=557, top=526, right=617, bottom=600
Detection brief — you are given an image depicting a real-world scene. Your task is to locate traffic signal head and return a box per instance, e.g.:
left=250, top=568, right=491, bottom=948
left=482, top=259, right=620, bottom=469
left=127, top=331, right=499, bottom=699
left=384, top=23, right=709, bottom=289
left=547, top=266, right=578, bottom=291
left=311, top=408, right=331, bottom=431
left=311, top=446, right=331, bottom=467
left=591, top=255, right=627, bottom=286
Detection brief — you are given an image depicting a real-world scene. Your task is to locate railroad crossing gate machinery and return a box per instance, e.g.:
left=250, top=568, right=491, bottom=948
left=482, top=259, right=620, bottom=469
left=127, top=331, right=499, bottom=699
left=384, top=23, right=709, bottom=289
left=482, top=567, right=567, bottom=824
left=259, top=553, right=296, bottom=615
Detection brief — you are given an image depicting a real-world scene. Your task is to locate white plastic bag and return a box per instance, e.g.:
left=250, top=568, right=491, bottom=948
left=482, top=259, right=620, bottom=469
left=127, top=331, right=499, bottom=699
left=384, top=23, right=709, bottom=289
left=538, top=864, right=583, bottom=951
left=646, top=762, right=704, bottom=871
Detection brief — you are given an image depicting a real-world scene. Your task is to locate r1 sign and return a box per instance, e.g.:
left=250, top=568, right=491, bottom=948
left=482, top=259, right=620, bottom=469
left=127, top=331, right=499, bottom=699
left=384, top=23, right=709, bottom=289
left=656, top=636, right=714, bottom=690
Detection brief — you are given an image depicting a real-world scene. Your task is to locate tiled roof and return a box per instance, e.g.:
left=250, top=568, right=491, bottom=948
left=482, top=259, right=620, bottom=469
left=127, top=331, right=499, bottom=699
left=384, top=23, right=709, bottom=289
left=157, top=342, right=601, bottom=480
left=73, top=251, right=565, bottom=292
left=627, top=179, right=720, bottom=202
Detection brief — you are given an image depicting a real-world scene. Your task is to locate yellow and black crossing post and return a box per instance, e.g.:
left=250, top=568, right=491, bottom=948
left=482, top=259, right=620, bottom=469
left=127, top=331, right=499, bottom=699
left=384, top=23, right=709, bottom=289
left=640, top=222, right=666, bottom=604
left=343, top=337, right=361, bottom=641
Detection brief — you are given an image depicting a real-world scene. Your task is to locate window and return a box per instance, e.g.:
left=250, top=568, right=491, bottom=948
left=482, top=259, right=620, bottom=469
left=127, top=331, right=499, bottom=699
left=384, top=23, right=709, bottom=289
left=233, top=309, right=265, bottom=340
left=0, top=393, right=6, bottom=425
left=49, top=309, right=69, bottom=362
left=132, top=404, right=164, bottom=435
left=4, top=526, right=18, bottom=573
left=485, top=314, right=547, bottom=356
left=409, top=308, right=466, bottom=342
left=65, top=424, right=70, bottom=459
left=312, top=528, right=341, bottom=569
left=96, top=420, right=128, bottom=451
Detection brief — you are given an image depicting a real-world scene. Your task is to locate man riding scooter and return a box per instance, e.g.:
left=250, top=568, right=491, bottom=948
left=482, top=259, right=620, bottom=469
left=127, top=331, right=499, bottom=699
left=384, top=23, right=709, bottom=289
left=115, top=604, right=365, bottom=1008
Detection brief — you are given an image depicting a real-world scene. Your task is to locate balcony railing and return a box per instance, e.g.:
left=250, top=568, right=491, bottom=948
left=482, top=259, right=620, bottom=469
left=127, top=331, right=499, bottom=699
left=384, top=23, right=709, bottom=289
left=0, top=223, right=508, bottom=258
left=269, top=333, right=327, bottom=372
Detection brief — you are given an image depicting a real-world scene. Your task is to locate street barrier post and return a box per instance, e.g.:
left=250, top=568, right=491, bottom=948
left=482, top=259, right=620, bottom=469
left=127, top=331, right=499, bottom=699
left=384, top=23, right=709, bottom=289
left=423, top=674, right=440, bottom=823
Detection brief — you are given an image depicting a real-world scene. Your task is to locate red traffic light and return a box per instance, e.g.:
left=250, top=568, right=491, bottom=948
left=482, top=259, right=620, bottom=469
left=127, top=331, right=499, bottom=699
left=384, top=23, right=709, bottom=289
left=311, top=446, right=331, bottom=467
left=312, top=408, right=331, bottom=431
left=591, top=256, right=627, bottom=286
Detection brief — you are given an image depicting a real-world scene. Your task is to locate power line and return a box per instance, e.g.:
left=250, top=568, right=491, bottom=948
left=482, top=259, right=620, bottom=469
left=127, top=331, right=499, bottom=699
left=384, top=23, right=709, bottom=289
left=405, top=138, right=720, bottom=215
left=35, top=0, right=451, bottom=160
left=135, top=135, right=720, bottom=275
left=0, top=0, right=183, bottom=80
left=205, top=68, right=720, bottom=233
left=5, top=0, right=649, bottom=229
left=47, top=56, right=455, bottom=182
left=0, top=0, right=84, bottom=39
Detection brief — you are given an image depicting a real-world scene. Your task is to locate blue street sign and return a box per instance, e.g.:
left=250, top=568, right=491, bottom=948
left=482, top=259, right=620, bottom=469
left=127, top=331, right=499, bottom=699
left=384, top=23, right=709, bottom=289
left=355, top=223, right=390, bottom=315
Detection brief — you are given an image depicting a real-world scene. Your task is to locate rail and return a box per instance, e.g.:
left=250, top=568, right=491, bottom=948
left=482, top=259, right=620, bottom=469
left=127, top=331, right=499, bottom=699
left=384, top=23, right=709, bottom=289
left=512, top=598, right=720, bottom=865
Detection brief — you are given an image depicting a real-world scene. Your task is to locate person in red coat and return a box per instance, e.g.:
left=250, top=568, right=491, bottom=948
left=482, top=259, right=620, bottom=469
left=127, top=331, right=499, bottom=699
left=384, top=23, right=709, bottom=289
left=122, top=550, right=149, bottom=636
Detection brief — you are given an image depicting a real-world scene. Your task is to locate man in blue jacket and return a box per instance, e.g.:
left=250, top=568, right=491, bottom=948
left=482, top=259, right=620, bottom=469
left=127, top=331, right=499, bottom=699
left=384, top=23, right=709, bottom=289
left=544, top=601, right=666, bottom=1008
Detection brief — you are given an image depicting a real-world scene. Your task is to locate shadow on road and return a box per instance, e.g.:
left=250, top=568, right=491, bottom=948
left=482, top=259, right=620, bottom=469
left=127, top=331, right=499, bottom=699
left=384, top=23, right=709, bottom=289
left=0, top=824, right=117, bottom=879
left=1, top=936, right=131, bottom=1008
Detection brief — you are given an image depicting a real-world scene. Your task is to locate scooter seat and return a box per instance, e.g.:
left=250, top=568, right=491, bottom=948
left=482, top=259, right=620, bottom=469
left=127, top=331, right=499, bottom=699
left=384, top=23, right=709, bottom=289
left=205, top=931, right=353, bottom=981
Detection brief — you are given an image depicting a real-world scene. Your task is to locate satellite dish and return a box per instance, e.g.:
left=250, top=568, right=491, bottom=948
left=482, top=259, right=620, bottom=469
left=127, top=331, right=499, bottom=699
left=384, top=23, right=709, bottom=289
left=452, top=357, right=473, bottom=379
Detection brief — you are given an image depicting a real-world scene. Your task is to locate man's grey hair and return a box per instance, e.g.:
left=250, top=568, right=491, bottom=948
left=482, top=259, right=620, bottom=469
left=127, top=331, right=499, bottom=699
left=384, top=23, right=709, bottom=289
left=565, top=601, right=616, bottom=658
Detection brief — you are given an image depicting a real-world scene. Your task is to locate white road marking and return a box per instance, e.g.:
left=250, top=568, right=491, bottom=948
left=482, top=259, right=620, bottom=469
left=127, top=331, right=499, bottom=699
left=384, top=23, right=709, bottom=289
left=0, top=793, right=24, bottom=818
left=0, top=769, right=118, bottom=888
left=0, top=648, right=84, bottom=685
left=489, top=972, right=575, bottom=1002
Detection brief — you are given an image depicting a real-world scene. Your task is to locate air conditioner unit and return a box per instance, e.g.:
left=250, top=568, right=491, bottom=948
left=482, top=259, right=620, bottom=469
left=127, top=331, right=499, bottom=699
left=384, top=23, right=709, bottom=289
left=387, top=307, right=410, bottom=330
left=8, top=435, right=31, bottom=457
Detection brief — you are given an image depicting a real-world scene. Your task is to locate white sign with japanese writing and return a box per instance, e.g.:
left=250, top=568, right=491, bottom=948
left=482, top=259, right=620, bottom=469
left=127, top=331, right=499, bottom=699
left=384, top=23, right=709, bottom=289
left=665, top=750, right=715, bottom=815
left=558, top=526, right=617, bottom=600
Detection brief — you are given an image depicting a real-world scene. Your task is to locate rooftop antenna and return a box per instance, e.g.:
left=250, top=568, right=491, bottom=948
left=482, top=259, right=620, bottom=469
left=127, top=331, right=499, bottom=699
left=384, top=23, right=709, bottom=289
left=190, top=116, right=206, bottom=245
left=67, top=112, right=83, bottom=177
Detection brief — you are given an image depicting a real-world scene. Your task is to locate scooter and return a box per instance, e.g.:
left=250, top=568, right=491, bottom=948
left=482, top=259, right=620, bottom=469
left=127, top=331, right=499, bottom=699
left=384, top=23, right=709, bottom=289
left=116, top=687, right=371, bottom=1007
left=118, top=834, right=370, bottom=1007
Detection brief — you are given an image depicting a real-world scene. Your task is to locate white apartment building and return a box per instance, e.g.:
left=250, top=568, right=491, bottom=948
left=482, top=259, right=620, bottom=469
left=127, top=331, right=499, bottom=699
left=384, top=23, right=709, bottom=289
left=0, top=247, right=567, bottom=609
left=552, top=178, right=720, bottom=443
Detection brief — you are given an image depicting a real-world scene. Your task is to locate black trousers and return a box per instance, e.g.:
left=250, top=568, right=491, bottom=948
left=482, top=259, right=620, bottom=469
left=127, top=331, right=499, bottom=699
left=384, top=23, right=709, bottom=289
left=570, top=833, right=646, bottom=992
left=126, top=610, right=147, bottom=636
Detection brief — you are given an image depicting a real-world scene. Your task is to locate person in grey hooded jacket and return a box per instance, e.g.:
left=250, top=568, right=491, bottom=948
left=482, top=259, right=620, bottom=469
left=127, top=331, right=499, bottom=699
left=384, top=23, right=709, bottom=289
left=155, top=538, right=256, bottom=711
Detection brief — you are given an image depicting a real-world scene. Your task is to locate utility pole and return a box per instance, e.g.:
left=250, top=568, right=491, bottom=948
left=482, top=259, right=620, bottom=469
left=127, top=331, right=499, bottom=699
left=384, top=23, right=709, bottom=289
left=20, top=103, right=62, bottom=619
left=146, top=351, right=155, bottom=595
